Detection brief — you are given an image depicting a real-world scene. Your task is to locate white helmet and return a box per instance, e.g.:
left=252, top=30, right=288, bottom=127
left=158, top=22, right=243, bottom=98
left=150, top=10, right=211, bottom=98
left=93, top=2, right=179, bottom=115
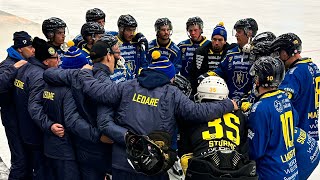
left=196, top=76, right=229, bottom=102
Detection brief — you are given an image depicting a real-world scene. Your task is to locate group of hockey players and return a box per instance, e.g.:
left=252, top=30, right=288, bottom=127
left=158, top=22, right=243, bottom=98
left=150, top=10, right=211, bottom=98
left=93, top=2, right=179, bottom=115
left=0, top=7, right=320, bottom=180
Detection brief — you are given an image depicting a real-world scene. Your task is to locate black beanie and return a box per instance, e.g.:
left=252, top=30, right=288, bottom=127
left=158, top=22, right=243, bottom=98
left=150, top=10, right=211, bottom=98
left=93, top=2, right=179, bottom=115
left=13, top=31, right=33, bottom=49
left=32, top=37, right=57, bottom=61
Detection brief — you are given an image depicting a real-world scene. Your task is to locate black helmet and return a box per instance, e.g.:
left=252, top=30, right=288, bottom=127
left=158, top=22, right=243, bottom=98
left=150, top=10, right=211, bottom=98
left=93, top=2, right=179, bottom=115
left=154, top=18, right=172, bottom=32
left=81, top=22, right=105, bottom=40
left=90, top=34, right=118, bottom=60
left=250, top=56, right=285, bottom=87
left=85, top=8, right=106, bottom=22
left=269, top=33, right=302, bottom=56
left=186, top=16, right=203, bottom=30
left=117, top=14, right=137, bottom=28
left=126, top=131, right=177, bottom=176
left=42, top=17, right=66, bottom=39
left=99, top=34, right=118, bottom=50
left=250, top=41, right=272, bottom=62
left=173, top=74, right=192, bottom=97
left=234, top=18, right=258, bottom=37
left=252, top=31, right=276, bottom=46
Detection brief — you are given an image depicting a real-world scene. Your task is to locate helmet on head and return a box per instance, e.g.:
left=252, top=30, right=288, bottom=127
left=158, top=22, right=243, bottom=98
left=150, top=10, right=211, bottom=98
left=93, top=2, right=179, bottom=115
left=234, top=18, right=258, bottom=37
left=252, top=31, right=276, bottom=46
left=154, top=18, right=173, bottom=32
left=186, top=16, right=203, bottom=30
left=196, top=76, right=229, bottom=102
left=269, top=33, right=302, bottom=56
left=126, top=131, right=177, bottom=176
left=42, top=17, right=66, bottom=39
left=250, top=41, right=272, bottom=62
left=172, top=74, right=192, bottom=97
left=99, top=34, right=118, bottom=50
left=86, top=8, right=106, bottom=22
left=250, top=56, right=285, bottom=88
left=81, top=22, right=105, bottom=40
left=117, top=14, right=137, bottom=28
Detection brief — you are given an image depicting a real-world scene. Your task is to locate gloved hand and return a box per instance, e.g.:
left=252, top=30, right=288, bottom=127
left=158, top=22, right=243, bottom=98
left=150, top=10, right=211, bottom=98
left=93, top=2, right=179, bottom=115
left=132, top=32, right=148, bottom=51
left=197, top=71, right=217, bottom=84
left=238, top=97, right=252, bottom=113
left=116, top=56, right=126, bottom=68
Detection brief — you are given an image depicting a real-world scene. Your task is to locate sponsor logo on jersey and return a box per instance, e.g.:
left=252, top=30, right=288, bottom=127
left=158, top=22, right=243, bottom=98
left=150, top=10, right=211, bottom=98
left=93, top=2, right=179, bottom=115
left=274, top=100, right=283, bottom=113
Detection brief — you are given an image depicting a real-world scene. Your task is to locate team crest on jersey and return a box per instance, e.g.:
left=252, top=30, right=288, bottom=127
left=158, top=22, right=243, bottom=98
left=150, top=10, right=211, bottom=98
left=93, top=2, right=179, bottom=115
left=125, top=60, right=136, bottom=73
left=308, top=65, right=314, bottom=75
left=228, top=56, right=233, bottom=62
left=232, top=71, right=249, bottom=90
left=274, top=100, right=283, bottom=113
left=181, top=48, right=186, bottom=53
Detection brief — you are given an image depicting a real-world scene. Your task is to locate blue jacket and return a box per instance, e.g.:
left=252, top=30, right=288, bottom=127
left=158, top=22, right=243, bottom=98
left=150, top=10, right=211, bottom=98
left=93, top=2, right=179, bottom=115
left=0, top=47, right=23, bottom=127
left=13, top=57, right=48, bottom=145
left=279, top=58, right=320, bottom=140
left=248, top=90, right=299, bottom=180
left=294, top=127, right=319, bottom=180
left=214, top=45, right=253, bottom=101
left=117, top=36, right=148, bottom=76
left=42, top=83, right=76, bottom=160
left=148, top=39, right=181, bottom=74
left=79, top=68, right=234, bottom=172
left=43, top=63, right=112, bottom=165
left=178, top=37, right=210, bottom=78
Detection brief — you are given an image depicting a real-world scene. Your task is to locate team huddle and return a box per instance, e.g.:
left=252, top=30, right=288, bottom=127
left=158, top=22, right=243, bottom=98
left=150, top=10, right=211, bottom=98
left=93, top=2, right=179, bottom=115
left=1, top=7, right=320, bottom=180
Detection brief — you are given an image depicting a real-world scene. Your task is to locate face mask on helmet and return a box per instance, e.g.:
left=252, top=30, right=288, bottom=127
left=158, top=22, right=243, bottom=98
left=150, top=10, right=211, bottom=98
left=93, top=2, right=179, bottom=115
left=195, top=76, right=229, bottom=103
left=172, top=74, right=192, bottom=97
left=126, top=131, right=177, bottom=176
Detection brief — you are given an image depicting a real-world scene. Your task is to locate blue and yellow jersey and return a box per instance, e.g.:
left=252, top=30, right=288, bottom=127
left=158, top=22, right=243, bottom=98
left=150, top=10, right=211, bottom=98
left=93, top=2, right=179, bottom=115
left=214, top=45, right=253, bottom=101
left=279, top=58, right=320, bottom=140
left=148, top=39, right=181, bottom=74
left=81, top=47, right=93, bottom=65
left=178, top=37, right=210, bottom=78
left=117, top=35, right=148, bottom=76
left=294, top=127, right=319, bottom=179
left=248, top=90, right=299, bottom=180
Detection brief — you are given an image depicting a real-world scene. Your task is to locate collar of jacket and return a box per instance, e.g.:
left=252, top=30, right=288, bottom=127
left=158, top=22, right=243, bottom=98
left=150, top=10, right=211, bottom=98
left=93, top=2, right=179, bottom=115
left=29, top=57, right=48, bottom=69
left=93, top=62, right=111, bottom=75
left=137, top=68, right=171, bottom=89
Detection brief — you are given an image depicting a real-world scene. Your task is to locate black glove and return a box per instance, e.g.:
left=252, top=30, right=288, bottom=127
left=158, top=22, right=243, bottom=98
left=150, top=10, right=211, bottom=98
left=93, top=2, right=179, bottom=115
left=132, top=32, right=148, bottom=51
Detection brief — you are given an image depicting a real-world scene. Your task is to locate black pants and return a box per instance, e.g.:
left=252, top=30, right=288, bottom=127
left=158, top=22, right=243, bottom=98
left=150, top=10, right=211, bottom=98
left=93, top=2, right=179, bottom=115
left=47, top=158, right=80, bottom=180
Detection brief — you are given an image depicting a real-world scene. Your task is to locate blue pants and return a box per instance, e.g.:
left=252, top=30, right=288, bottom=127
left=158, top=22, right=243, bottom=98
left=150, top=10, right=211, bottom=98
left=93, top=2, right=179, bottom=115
left=24, top=144, right=46, bottom=180
left=112, top=168, right=169, bottom=180
left=1, top=107, right=27, bottom=180
left=77, top=149, right=112, bottom=180
left=47, top=158, right=80, bottom=180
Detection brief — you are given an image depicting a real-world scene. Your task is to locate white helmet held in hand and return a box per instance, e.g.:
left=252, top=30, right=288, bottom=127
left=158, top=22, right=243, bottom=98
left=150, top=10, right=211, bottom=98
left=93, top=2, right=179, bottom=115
left=196, top=76, right=229, bottom=102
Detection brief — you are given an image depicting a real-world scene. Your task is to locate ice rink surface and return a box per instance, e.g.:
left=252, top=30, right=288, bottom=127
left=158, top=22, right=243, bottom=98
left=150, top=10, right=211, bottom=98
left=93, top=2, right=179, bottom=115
left=0, top=0, right=319, bottom=179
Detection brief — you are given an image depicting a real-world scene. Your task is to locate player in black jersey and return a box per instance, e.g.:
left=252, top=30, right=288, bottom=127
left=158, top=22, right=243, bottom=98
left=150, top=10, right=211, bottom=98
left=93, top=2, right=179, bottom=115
left=179, top=76, right=257, bottom=180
